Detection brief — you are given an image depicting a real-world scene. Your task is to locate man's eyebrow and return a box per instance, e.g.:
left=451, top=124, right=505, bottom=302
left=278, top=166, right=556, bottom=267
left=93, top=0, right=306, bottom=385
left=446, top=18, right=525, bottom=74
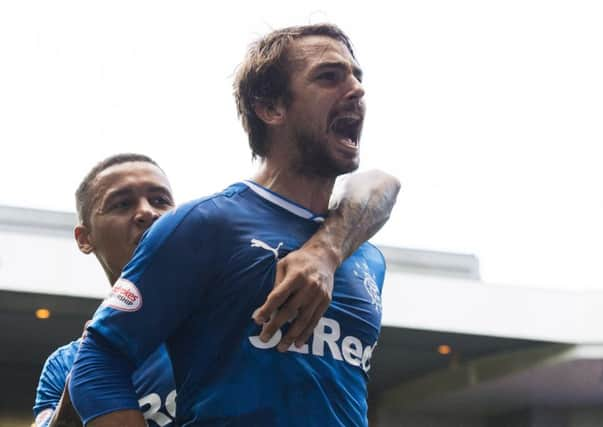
left=147, top=185, right=175, bottom=202
left=102, top=187, right=134, bottom=205
left=313, top=61, right=363, bottom=80
left=102, top=185, right=172, bottom=205
left=146, top=185, right=172, bottom=195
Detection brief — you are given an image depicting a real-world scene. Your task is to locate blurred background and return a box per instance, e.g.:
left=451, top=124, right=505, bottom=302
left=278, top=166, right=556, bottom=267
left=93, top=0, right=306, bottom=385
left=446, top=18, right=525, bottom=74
left=1, top=1, right=602, bottom=426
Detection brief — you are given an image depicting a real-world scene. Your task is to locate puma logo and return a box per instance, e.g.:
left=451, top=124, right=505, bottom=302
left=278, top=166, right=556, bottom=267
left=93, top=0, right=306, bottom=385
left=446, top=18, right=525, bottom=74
left=250, top=239, right=283, bottom=260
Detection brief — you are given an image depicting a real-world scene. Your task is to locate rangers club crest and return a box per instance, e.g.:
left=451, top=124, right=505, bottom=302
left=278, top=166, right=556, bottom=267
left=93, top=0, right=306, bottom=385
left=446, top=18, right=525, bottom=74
left=353, top=260, right=382, bottom=313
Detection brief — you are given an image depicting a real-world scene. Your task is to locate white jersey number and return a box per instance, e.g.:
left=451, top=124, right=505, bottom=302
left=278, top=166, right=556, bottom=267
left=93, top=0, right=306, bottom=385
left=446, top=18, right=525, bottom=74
left=139, top=390, right=177, bottom=427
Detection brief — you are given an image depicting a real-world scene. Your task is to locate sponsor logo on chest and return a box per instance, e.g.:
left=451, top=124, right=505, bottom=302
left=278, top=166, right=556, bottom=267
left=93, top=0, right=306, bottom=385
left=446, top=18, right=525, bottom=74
left=249, top=316, right=377, bottom=373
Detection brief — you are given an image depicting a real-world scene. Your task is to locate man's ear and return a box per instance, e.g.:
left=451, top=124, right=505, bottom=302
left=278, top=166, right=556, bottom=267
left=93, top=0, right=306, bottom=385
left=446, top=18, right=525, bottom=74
left=74, top=224, right=94, bottom=255
left=253, top=98, right=286, bottom=126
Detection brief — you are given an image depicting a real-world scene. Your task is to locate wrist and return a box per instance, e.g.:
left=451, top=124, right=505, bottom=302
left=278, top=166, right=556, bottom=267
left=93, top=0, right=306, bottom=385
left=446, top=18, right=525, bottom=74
left=303, top=237, right=343, bottom=272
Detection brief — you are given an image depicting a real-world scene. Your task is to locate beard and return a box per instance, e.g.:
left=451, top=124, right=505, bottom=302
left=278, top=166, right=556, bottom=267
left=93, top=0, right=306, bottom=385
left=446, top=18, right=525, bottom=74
left=291, top=126, right=359, bottom=178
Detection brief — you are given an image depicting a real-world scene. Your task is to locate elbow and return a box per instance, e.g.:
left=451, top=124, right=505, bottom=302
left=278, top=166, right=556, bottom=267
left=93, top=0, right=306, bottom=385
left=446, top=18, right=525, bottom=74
left=367, top=169, right=401, bottom=200
left=385, top=174, right=401, bottom=198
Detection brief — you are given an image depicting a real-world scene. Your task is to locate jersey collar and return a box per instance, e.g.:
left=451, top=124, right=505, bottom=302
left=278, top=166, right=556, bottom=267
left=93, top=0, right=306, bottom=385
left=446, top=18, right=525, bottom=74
left=242, top=180, right=325, bottom=223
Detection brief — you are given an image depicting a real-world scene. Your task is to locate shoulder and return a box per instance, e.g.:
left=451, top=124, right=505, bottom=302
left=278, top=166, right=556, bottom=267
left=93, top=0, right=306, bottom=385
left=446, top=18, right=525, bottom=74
left=119, top=183, right=254, bottom=283
left=42, top=339, right=80, bottom=375
left=353, top=243, right=387, bottom=289
left=142, top=183, right=251, bottom=246
left=359, top=242, right=386, bottom=268
left=125, top=185, right=246, bottom=263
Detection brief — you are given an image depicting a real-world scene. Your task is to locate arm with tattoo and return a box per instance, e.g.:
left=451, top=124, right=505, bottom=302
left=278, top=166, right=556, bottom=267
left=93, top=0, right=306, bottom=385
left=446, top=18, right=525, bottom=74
left=253, top=169, right=400, bottom=349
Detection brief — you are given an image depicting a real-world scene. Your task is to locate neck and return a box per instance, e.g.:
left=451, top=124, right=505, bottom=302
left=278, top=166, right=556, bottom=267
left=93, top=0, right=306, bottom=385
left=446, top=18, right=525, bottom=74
left=252, top=160, right=335, bottom=214
left=107, top=271, right=119, bottom=286
left=97, top=255, right=120, bottom=286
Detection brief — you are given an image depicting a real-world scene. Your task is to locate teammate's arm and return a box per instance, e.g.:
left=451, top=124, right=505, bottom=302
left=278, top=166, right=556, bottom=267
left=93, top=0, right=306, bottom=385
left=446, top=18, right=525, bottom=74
left=34, top=346, right=81, bottom=427
left=46, top=384, right=81, bottom=427
left=70, top=201, right=218, bottom=426
left=43, top=322, right=95, bottom=427
left=69, top=329, right=145, bottom=426
left=253, top=169, right=400, bottom=350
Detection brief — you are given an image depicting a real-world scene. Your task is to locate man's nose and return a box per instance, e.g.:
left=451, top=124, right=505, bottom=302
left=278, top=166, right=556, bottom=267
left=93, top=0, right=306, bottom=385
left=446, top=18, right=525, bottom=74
left=345, top=74, right=365, bottom=102
left=134, top=200, right=160, bottom=225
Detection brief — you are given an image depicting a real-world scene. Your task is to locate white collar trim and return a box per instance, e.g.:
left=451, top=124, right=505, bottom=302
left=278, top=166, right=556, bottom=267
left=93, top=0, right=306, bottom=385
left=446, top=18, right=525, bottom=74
left=243, top=180, right=325, bottom=223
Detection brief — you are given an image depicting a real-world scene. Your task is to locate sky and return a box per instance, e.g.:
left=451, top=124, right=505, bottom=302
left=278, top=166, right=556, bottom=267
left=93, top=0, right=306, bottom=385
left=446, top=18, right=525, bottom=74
left=1, top=1, right=602, bottom=291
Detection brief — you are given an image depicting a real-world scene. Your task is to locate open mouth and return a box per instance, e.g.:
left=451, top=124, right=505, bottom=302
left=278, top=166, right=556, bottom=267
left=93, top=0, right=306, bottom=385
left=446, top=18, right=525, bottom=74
left=330, top=116, right=362, bottom=148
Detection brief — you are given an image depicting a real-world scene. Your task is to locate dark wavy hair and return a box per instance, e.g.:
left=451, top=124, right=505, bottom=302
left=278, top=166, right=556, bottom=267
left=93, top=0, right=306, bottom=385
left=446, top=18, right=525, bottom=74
left=233, top=23, right=355, bottom=158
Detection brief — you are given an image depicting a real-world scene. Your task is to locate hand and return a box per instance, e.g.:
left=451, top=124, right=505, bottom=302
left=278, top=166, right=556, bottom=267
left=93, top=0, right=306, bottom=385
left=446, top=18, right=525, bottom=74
left=252, top=245, right=338, bottom=352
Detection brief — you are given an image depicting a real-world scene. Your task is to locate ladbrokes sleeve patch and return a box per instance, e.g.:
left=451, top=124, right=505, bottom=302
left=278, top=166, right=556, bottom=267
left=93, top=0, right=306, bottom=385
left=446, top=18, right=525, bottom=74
left=103, top=278, right=143, bottom=312
left=35, top=408, right=53, bottom=426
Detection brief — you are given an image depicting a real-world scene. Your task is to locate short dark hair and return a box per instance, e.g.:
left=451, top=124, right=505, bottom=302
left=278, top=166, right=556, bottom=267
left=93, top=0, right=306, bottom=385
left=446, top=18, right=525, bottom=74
left=233, top=23, right=356, bottom=158
left=75, top=153, right=162, bottom=226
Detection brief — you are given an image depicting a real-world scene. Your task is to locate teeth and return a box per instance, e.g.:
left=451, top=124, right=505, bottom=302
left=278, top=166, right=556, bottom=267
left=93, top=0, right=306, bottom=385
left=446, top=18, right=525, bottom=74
left=331, top=116, right=360, bottom=146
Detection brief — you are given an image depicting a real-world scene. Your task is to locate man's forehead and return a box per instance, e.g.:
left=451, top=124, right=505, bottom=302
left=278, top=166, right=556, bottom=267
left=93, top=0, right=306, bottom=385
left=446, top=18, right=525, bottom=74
left=288, top=35, right=357, bottom=69
left=91, top=162, right=170, bottom=202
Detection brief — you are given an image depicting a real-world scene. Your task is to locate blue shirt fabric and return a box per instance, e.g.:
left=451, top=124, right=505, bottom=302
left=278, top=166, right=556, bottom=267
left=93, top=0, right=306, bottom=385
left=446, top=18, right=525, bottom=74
left=70, top=181, right=386, bottom=427
left=34, top=340, right=176, bottom=427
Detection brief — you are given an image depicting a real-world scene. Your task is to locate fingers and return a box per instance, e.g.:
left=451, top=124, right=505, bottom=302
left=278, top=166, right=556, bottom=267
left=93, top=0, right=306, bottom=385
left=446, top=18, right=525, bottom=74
left=253, top=252, right=335, bottom=352
left=258, top=287, right=305, bottom=349
left=275, top=302, right=318, bottom=352
left=266, top=278, right=332, bottom=352
left=252, top=264, right=292, bottom=325
left=294, top=298, right=330, bottom=348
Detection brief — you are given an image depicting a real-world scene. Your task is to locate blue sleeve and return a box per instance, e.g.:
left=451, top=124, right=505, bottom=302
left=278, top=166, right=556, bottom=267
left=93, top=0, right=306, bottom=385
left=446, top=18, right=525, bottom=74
left=70, top=199, right=221, bottom=422
left=33, top=345, right=73, bottom=426
left=69, top=331, right=140, bottom=424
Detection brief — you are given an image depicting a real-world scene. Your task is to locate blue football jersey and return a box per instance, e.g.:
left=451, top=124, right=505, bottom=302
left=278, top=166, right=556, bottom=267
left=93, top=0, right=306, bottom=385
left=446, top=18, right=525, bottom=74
left=70, top=181, right=386, bottom=427
left=34, top=340, right=176, bottom=427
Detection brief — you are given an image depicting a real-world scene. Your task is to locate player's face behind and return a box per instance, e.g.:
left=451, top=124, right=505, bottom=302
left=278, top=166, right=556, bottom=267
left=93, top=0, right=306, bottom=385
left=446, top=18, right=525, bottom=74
left=282, top=35, right=365, bottom=177
left=74, top=161, right=174, bottom=284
